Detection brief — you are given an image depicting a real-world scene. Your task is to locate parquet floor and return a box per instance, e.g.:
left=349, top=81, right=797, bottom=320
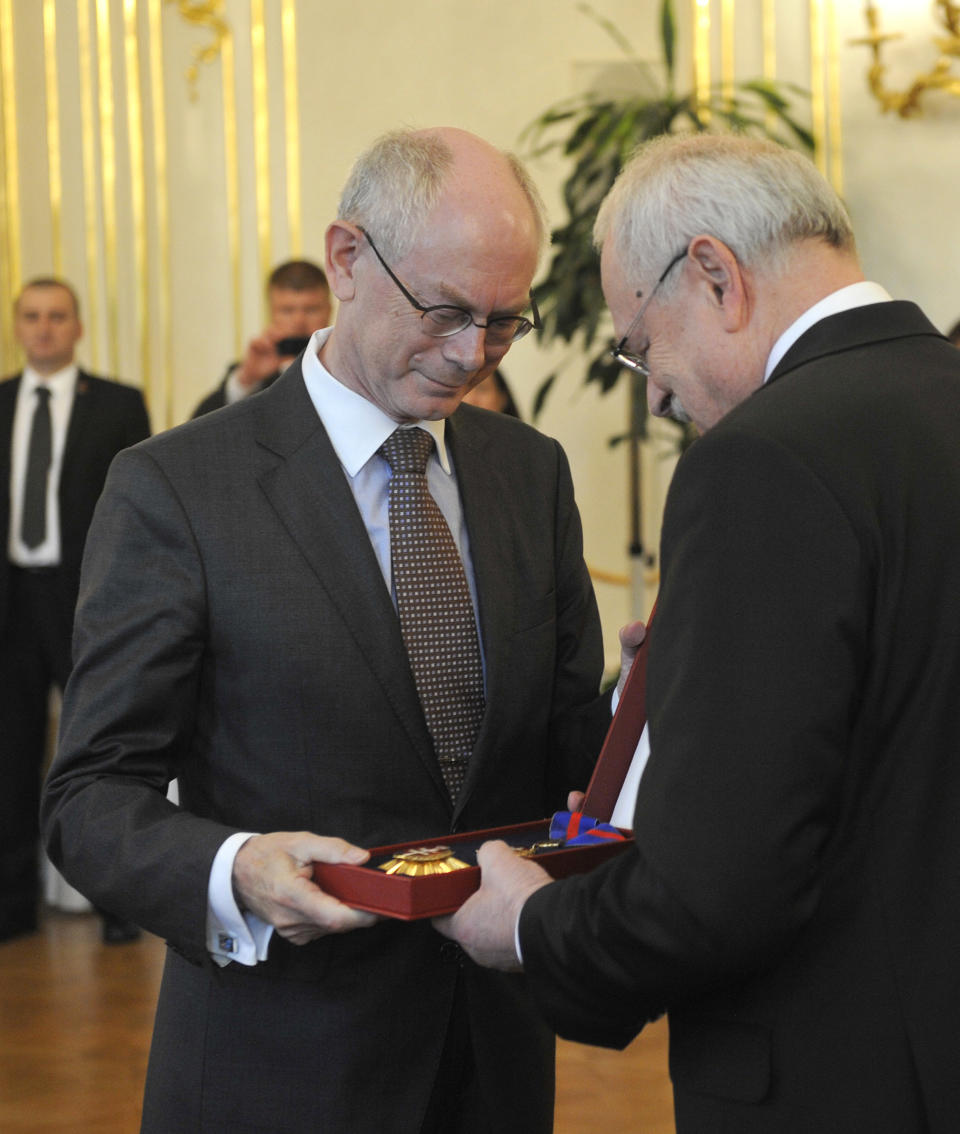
left=0, top=909, right=674, bottom=1133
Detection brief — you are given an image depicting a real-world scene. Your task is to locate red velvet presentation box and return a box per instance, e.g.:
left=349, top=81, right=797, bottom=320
left=313, top=642, right=649, bottom=920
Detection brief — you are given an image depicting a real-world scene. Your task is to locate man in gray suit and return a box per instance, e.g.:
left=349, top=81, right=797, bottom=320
left=42, top=128, right=611, bottom=1133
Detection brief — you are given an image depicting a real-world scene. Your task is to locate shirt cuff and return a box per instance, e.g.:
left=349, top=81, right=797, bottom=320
left=207, top=831, right=274, bottom=967
left=223, top=367, right=260, bottom=405
left=514, top=914, right=524, bottom=966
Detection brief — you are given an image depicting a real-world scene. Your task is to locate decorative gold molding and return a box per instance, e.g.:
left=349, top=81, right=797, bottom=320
left=762, top=0, right=776, bottom=80
left=852, top=1, right=960, bottom=118
left=96, top=0, right=119, bottom=371
left=43, top=0, right=63, bottom=277
left=149, top=0, right=174, bottom=428
left=809, top=0, right=827, bottom=176
left=0, top=0, right=21, bottom=320
left=825, top=0, right=843, bottom=197
left=125, top=0, right=150, bottom=403
left=169, top=1, right=241, bottom=355
left=77, top=0, right=101, bottom=371
left=250, top=0, right=272, bottom=285
left=721, top=0, right=735, bottom=103
left=692, top=0, right=711, bottom=123
left=167, top=0, right=229, bottom=95
left=221, top=28, right=242, bottom=358
left=761, top=0, right=778, bottom=133
left=282, top=0, right=301, bottom=256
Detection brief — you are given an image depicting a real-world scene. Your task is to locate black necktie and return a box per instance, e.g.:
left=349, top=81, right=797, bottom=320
left=378, top=428, right=485, bottom=802
left=21, top=385, right=53, bottom=549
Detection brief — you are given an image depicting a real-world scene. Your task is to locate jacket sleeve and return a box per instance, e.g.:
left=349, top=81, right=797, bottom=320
left=41, top=444, right=235, bottom=961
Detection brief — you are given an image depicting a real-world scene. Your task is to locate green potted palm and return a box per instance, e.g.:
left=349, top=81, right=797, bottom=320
left=522, top=0, right=814, bottom=564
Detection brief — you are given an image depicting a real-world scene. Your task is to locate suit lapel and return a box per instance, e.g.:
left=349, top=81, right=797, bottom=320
left=0, top=375, right=18, bottom=481
left=0, top=376, right=19, bottom=547
left=62, top=367, right=94, bottom=464
left=250, top=367, right=445, bottom=792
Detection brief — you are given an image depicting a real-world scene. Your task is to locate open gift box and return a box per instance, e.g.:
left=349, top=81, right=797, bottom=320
left=314, top=636, right=649, bottom=920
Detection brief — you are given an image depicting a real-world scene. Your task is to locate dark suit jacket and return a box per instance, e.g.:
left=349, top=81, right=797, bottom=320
left=520, top=302, right=960, bottom=1133
left=0, top=369, right=151, bottom=635
left=42, top=364, right=609, bottom=1133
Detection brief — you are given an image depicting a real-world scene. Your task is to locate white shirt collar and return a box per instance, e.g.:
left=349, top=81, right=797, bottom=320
left=22, top=362, right=78, bottom=396
left=299, top=327, right=450, bottom=477
left=764, top=281, right=893, bottom=383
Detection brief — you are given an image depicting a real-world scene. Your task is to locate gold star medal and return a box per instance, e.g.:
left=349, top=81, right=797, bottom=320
left=378, top=845, right=471, bottom=877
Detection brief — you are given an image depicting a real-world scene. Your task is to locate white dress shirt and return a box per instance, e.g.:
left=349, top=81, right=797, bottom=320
left=8, top=364, right=78, bottom=567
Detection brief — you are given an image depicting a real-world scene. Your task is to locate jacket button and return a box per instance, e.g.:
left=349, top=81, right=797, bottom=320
left=439, top=940, right=464, bottom=965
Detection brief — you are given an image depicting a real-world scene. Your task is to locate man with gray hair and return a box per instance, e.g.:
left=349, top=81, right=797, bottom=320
left=42, top=128, right=613, bottom=1133
left=441, top=133, right=960, bottom=1132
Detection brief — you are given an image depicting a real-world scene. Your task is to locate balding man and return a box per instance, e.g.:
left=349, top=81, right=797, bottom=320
left=42, top=130, right=610, bottom=1133
left=442, top=134, right=960, bottom=1133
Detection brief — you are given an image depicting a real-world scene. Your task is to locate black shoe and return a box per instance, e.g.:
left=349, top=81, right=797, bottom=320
left=101, top=912, right=142, bottom=944
left=0, top=904, right=38, bottom=944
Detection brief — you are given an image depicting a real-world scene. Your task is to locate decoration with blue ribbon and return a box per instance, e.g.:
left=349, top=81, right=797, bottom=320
left=549, top=811, right=628, bottom=846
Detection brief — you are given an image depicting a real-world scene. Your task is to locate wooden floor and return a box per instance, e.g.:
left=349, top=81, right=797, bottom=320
left=0, top=909, right=674, bottom=1133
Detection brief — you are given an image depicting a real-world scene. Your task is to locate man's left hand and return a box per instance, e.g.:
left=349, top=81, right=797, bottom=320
left=434, top=840, right=552, bottom=971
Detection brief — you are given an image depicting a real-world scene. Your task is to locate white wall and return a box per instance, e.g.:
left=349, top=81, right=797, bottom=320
left=834, top=3, right=960, bottom=333
left=5, top=0, right=960, bottom=667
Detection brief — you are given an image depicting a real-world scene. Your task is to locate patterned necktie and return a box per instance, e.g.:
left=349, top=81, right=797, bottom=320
left=21, top=385, right=53, bottom=549
left=378, top=427, right=485, bottom=801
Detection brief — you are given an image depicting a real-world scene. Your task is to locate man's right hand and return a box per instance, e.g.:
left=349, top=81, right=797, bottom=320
left=232, top=831, right=378, bottom=945
left=234, top=330, right=287, bottom=389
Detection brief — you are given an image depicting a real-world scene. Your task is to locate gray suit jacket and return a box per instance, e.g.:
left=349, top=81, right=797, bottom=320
left=42, top=363, right=609, bottom=1133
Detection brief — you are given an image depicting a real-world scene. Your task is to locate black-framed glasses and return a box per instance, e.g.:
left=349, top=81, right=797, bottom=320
left=359, top=226, right=540, bottom=346
left=609, top=247, right=688, bottom=377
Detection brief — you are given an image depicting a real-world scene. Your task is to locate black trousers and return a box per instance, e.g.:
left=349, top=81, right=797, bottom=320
left=0, top=566, right=72, bottom=942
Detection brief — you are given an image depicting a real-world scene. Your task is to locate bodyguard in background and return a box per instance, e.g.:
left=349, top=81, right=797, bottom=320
left=0, top=278, right=150, bottom=943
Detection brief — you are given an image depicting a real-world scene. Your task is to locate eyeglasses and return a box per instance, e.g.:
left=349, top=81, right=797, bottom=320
left=359, top=226, right=540, bottom=346
left=609, top=247, right=688, bottom=377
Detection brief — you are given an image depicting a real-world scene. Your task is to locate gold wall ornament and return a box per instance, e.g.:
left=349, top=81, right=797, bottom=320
left=167, top=0, right=241, bottom=357
left=852, top=1, right=960, bottom=118
left=166, top=0, right=229, bottom=96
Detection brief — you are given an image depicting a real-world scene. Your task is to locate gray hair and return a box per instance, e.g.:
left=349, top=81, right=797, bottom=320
left=338, top=129, right=547, bottom=261
left=594, top=134, right=855, bottom=288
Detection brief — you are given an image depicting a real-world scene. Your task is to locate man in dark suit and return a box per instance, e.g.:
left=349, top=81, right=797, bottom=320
left=191, top=259, right=332, bottom=417
left=0, top=277, right=150, bottom=943
left=442, top=134, right=960, bottom=1133
left=42, top=129, right=611, bottom=1132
